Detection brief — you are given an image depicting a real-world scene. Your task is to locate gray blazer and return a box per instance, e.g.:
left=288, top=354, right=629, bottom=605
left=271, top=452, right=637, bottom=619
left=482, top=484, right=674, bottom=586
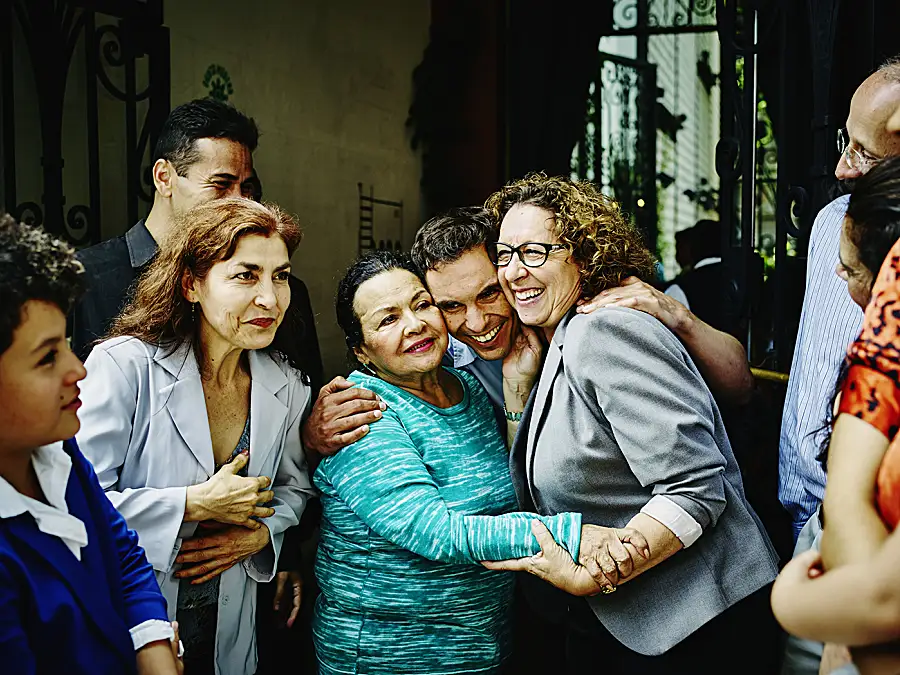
left=510, top=307, right=778, bottom=656
left=78, top=336, right=315, bottom=675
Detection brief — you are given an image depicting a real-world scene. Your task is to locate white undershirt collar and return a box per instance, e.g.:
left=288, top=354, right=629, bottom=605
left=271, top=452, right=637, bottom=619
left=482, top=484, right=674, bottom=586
left=0, top=442, right=88, bottom=559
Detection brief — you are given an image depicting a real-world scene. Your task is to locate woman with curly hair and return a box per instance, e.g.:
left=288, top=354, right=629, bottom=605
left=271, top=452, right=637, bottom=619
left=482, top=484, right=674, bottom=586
left=0, top=214, right=180, bottom=673
left=482, top=174, right=780, bottom=674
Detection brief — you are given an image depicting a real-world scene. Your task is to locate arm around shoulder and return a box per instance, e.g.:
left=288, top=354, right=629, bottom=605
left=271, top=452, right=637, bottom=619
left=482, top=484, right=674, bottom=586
left=674, top=310, right=753, bottom=406
left=579, top=277, right=753, bottom=405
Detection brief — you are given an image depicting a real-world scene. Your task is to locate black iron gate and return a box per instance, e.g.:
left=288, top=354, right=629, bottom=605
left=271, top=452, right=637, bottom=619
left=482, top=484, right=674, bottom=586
left=569, top=0, right=895, bottom=371
left=0, top=0, right=170, bottom=246
left=571, top=52, right=658, bottom=254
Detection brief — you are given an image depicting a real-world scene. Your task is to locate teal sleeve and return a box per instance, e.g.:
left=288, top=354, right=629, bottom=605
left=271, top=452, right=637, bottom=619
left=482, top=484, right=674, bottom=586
left=319, top=411, right=581, bottom=563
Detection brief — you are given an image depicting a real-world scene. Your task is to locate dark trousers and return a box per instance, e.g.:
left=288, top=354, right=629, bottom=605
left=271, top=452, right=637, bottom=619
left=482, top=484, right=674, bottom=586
left=506, top=579, right=567, bottom=673
left=564, top=584, right=781, bottom=675
left=255, top=500, right=322, bottom=675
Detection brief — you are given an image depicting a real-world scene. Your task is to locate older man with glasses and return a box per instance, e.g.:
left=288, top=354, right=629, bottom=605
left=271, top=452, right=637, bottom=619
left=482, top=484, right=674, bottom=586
left=779, top=57, right=900, bottom=675
left=837, top=127, right=886, bottom=175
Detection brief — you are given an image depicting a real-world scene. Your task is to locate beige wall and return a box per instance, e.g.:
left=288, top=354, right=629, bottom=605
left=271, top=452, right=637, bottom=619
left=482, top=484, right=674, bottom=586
left=165, top=0, right=429, bottom=378
left=4, top=2, right=429, bottom=378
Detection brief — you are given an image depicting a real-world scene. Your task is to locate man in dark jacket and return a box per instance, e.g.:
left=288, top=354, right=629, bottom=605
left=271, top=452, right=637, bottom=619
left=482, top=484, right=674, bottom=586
left=71, top=98, right=323, bottom=387
left=69, top=98, right=323, bottom=672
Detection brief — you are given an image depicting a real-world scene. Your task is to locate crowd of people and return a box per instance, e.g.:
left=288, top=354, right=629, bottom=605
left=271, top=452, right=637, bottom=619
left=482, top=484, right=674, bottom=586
left=2, top=56, right=900, bottom=675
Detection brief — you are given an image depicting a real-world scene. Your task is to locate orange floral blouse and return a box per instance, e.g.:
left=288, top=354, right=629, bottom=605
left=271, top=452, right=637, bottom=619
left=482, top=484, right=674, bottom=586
left=838, top=239, right=900, bottom=530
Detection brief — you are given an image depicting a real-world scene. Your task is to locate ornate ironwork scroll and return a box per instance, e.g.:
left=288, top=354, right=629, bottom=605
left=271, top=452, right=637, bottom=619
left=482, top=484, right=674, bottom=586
left=571, top=52, right=658, bottom=253
left=613, top=0, right=717, bottom=35
left=0, top=0, right=169, bottom=246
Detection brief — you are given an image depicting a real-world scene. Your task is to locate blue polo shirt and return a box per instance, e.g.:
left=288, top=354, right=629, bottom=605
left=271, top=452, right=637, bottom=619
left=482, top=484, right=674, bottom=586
left=444, top=336, right=505, bottom=431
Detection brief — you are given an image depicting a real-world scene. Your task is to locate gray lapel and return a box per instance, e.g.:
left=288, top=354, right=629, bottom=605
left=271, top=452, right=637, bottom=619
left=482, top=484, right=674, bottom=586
left=154, top=342, right=215, bottom=476
left=247, top=350, right=289, bottom=476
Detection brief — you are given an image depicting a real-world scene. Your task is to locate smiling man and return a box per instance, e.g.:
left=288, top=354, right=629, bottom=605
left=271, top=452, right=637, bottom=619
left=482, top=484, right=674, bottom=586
left=411, top=208, right=517, bottom=412
left=71, top=99, right=259, bottom=359
left=409, top=206, right=753, bottom=418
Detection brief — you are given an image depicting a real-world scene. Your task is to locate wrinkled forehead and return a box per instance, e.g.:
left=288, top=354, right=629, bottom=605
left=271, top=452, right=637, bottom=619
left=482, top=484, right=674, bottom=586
left=499, top=204, right=558, bottom=244
left=426, top=247, right=499, bottom=303
left=216, top=232, right=290, bottom=266
left=849, top=77, right=900, bottom=155
left=185, top=137, right=254, bottom=180
left=354, top=269, right=427, bottom=320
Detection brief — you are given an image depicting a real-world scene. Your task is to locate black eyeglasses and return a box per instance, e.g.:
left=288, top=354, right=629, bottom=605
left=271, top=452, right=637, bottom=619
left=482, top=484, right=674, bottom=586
left=490, top=242, right=568, bottom=268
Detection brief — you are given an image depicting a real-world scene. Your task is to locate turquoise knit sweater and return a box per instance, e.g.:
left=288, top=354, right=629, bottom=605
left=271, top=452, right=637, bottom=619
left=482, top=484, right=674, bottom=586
left=312, top=368, right=581, bottom=675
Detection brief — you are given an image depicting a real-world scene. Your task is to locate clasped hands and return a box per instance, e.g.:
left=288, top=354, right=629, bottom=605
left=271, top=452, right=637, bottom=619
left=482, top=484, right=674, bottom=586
left=177, top=450, right=275, bottom=585
left=483, top=522, right=651, bottom=596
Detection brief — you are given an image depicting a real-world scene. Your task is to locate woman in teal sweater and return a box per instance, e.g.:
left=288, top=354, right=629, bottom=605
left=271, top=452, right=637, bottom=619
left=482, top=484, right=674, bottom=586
left=313, top=252, right=595, bottom=674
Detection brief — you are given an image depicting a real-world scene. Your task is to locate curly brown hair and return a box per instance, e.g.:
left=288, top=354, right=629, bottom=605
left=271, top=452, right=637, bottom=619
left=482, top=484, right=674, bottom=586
left=0, top=213, right=85, bottom=356
left=484, top=173, right=656, bottom=296
left=108, top=198, right=301, bottom=361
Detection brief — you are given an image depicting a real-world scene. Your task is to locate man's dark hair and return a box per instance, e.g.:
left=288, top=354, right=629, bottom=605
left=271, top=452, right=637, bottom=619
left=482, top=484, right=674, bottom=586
left=0, top=213, right=85, bottom=355
left=410, top=207, right=497, bottom=272
left=153, top=98, right=259, bottom=176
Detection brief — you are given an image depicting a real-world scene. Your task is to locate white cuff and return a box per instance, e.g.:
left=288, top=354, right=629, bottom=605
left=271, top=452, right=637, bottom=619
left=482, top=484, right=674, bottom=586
left=640, top=495, right=703, bottom=548
left=130, top=619, right=175, bottom=651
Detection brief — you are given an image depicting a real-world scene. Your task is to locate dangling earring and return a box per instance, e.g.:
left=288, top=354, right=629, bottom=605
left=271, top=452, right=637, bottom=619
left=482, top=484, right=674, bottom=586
left=360, top=361, right=376, bottom=376
left=191, top=302, right=196, bottom=322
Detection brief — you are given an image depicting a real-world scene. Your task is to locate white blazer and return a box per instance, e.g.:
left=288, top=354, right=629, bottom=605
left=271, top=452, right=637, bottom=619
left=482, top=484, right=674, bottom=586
left=77, top=336, right=315, bottom=675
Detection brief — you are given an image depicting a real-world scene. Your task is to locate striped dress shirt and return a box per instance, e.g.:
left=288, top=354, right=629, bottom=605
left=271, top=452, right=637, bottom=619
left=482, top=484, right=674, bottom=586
left=778, top=194, right=863, bottom=537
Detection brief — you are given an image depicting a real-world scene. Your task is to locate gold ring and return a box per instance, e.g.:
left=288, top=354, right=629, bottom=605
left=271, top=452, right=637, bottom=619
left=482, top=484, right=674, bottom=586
left=601, top=585, right=616, bottom=595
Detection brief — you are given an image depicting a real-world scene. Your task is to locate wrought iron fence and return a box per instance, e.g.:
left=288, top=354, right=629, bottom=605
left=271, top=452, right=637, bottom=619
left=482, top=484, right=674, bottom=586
left=0, top=0, right=170, bottom=246
left=569, top=0, right=867, bottom=371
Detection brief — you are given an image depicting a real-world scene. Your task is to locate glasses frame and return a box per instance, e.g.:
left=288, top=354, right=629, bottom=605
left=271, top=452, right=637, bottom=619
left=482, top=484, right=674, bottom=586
left=491, top=241, right=568, bottom=268
left=837, top=127, right=880, bottom=172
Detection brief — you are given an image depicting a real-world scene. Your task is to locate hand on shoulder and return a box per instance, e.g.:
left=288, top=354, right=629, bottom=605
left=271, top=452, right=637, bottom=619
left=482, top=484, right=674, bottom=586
left=576, top=276, right=692, bottom=335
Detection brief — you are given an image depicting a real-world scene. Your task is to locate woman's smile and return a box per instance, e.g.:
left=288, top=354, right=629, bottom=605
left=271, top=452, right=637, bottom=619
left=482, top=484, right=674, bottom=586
left=511, top=287, right=545, bottom=306
left=404, top=337, right=436, bottom=354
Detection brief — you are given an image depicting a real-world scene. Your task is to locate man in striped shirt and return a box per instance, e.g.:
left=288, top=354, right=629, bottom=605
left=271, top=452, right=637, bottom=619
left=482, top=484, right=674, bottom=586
left=779, top=59, right=900, bottom=675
